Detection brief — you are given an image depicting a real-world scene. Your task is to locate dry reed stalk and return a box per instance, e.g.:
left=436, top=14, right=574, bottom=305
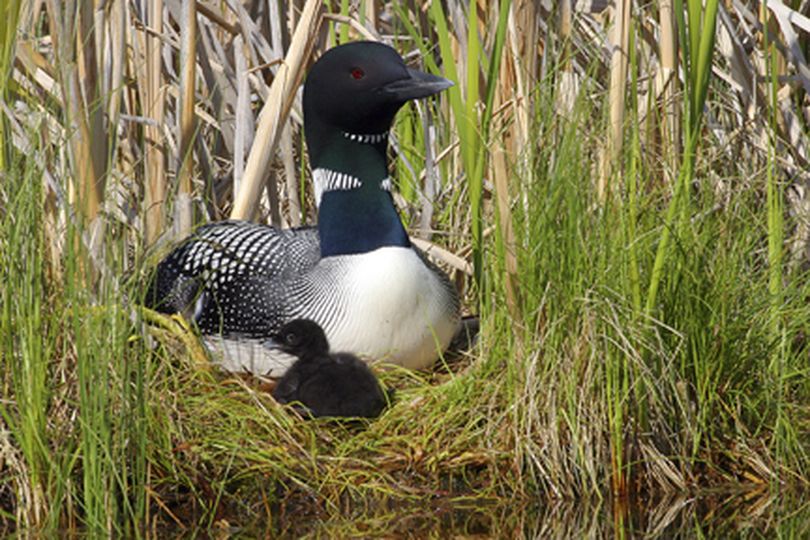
left=267, top=0, right=283, bottom=54
left=599, top=0, right=631, bottom=202
left=233, top=35, right=249, bottom=197
left=175, top=0, right=197, bottom=237
left=263, top=158, right=283, bottom=226
left=506, top=1, right=530, bottom=149
left=42, top=0, right=104, bottom=281
left=364, top=0, right=378, bottom=31
left=766, top=2, right=810, bottom=160
left=265, top=0, right=298, bottom=226
left=229, top=0, right=321, bottom=221
left=322, top=13, right=380, bottom=40
left=144, top=0, right=166, bottom=245
left=418, top=105, right=436, bottom=241
left=44, top=0, right=96, bottom=224
left=492, top=130, right=520, bottom=321
left=65, top=69, right=98, bottom=221
left=106, top=0, right=125, bottom=139
left=658, top=0, right=679, bottom=180
left=80, top=0, right=108, bottom=222
left=556, top=0, right=578, bottom=114
left=13, top=42, right=58, bottom=98
left=280, top=124, right=301, bottom=226
left=196, top=0, right=238, bottom=35
left=410, top=238, right=473, bottom=276
left=747, top=6, right=781, bottom=169
left=492, top=59, right=521, bottom=323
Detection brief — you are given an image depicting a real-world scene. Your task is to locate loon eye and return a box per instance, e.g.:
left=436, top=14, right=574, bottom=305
left=350, top=67, right=365, bottom=80
left=285, top=332, right=297, bottom=345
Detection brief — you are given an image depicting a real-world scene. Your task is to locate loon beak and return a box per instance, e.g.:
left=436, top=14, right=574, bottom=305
left=263, top=337, right=282, bottom=351
left=379, top=68, right=454, bottom=101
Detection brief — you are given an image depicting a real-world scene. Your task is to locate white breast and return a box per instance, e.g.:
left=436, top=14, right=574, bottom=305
left=203, top=246, right=459, bottom=377
left=313, top=247, right=459, bottom=369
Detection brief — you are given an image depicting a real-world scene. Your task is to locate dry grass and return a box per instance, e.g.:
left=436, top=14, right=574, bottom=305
left=2, top=0, right=810, bottom=534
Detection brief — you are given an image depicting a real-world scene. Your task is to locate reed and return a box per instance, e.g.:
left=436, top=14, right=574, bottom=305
left=600, top=0, right=631, bottom=201
left=143, top=0, right=167, bottom=246
left=645, top=0, right=719, bottom=316
left=175, top=0, right=198, bottom=237
left=2, top=0, right=810, bottom=533
left=0, top=0, right=21, bottom=171
left=229, top=0, right=320, bottom=221
left=1, top=151, right=52, bottom=529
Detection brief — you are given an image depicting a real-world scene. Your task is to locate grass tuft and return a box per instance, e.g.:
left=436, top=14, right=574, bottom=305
left=2, top=0, right=810, bottom=534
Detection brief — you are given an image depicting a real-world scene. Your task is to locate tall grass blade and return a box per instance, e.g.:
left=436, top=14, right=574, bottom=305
left=430, top=0, right=511, bottom=286
left=763, top=12, right=787, bottom=470
left=645, top=0, right=719, bottom=315
left=0, top=0, right=22, bottom=170
left=1, top=150, right=53, bottom=529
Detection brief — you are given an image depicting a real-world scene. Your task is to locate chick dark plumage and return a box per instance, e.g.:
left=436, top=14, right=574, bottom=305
left=269, top=319, right=390, bottom=419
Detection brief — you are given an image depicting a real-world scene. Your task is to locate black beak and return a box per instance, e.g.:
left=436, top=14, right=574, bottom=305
left=378, top=68, right=454, bottom=101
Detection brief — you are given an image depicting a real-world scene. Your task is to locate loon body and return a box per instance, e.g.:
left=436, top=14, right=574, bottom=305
left=147, top=42, right=460, bottom=376
left=269, top=319, right=391, bottom=419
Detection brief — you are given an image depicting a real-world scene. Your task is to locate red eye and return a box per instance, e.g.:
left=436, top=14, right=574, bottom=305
left=351, top=67, right=365, bottom=80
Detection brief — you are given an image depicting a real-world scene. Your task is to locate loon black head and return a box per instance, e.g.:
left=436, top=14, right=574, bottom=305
left=303, top=42, right=452, bottom=257
left=267, top=319, right=330, bottom=360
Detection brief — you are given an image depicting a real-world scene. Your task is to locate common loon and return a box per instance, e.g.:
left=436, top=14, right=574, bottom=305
left=146, top=41, right=460, bottom=376
left=269, top=319, right=391, bottom=418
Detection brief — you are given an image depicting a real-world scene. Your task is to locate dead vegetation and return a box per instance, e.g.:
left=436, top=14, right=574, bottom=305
left=2, top=0, right=810, bottom=533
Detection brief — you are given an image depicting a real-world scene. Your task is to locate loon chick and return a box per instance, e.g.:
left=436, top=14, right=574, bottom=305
left=269, top=319, right=390, bottom=418
left=146, top=41, right=460, bottom=376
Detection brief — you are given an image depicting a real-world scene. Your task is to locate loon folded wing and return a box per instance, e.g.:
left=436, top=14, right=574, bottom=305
left=145, top=221, right=320, bottom=335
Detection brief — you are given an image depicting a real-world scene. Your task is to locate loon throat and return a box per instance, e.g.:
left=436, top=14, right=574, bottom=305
left=317, top=177, right=410, bottom=256
left=310, top=129, right=408, bottom=257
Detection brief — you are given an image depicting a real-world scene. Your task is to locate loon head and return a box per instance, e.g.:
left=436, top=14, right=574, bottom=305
left=303, top=42, right=452, bottom=257
left=266, top=319, right=330, bottom=360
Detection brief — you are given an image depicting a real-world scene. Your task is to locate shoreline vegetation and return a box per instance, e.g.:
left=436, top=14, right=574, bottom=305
left=2, top=0, right=810, bottom=534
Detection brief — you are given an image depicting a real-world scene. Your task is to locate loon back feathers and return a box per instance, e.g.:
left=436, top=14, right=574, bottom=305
left=147, top=221, right=320, bottom=336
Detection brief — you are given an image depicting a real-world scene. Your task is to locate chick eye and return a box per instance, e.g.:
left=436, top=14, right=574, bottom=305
left=350, top=67, right=365, bottom=80
left=285, top=333, right=297, bottom=344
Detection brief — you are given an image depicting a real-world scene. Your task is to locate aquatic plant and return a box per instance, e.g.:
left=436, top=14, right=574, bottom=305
left=2, top=0, right=810, bottom=533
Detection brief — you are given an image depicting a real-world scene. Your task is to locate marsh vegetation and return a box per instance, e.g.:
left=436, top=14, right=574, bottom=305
left=2, top=0, right=810, bottom=534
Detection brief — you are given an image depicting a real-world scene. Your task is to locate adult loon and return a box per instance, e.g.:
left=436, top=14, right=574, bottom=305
left=269, top=319, right=391, bottom=418
left=146, top=41, right=460, bottom=376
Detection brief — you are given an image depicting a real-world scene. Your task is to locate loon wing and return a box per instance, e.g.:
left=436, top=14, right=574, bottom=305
left=145, top=221, right=320, bottom=336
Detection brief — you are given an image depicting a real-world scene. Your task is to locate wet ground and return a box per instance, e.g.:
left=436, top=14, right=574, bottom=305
left=149, top=486, right=810, bottom=538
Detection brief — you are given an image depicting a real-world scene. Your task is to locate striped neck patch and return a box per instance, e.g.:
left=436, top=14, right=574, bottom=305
left=342, top=131, right=388, bottom=144
left=313, top=168, right=392, bottom=206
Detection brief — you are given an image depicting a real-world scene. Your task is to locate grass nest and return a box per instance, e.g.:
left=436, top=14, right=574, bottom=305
left=142, top=308, right=515, bottom=527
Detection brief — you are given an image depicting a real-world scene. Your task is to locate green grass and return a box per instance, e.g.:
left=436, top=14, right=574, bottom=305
left=2, top=1, right=810, bottom=535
